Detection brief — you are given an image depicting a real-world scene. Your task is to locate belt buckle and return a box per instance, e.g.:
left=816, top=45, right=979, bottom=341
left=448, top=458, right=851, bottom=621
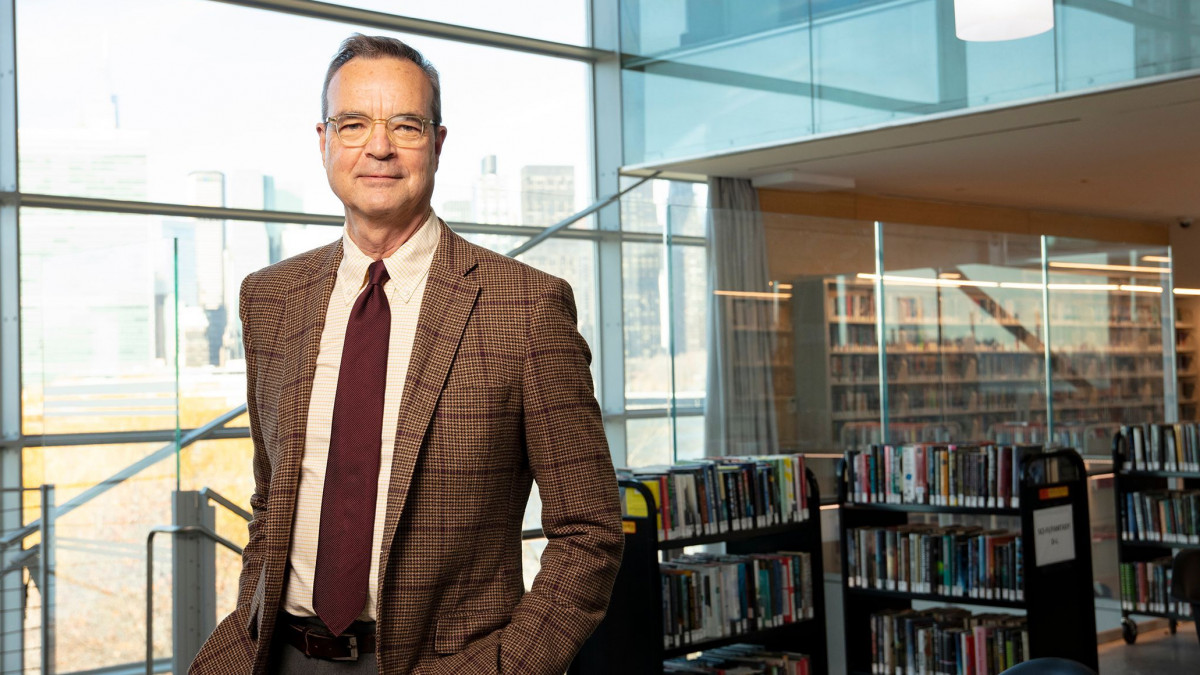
left=331, top=635, right=359, bottom=662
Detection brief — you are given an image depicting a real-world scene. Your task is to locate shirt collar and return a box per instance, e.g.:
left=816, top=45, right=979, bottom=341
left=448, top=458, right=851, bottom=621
left=337, top=210, right=441, bottom=306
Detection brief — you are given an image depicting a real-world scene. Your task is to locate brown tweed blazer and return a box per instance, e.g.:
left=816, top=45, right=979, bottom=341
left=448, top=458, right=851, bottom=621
left=190, top=223, right=624, bottom=674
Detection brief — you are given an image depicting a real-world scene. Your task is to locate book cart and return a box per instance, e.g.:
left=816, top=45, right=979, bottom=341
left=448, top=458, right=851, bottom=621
left=570, top=469, right=828, bottom=675
left=837, top=447, right=1098, bottom=674
left=1111, top=424, right=1200, bottom=644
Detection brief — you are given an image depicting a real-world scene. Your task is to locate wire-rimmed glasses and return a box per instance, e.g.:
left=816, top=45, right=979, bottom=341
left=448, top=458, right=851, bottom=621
left=325, top=113, right=435, bottom=148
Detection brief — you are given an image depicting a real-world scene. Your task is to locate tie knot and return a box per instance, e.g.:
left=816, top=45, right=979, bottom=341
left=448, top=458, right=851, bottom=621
left=367, top=260, right=389, bottom=286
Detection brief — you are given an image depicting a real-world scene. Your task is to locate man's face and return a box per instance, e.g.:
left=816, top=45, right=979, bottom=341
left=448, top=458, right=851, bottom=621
left=319, top=57, right=447, bottom=225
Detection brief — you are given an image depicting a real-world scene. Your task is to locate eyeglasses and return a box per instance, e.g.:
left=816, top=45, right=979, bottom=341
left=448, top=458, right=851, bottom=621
left=325, top=113, right=436, bottom=148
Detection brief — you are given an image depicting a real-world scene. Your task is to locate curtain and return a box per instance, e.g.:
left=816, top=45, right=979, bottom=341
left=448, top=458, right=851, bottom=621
left=704, top=177, right=780, bottom=456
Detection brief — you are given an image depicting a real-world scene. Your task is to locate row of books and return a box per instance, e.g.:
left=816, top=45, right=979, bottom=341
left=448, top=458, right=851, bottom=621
left=661, top=551, right=814, bottom=650
left=619, top=455, right=810, bottom=542
left=665, top=643, right=812, bottom=675
left=847, top=525, right=1024, bottom=602
left=1119, top=489, right=1200, bottom=544
left=871, top=607, right=1029, bottom=675
left=1119, top=558, right=1195, bottom=618
left=1116, top=423, right=1200, bottom=472
left=843, top=444, right=1045, bottom=509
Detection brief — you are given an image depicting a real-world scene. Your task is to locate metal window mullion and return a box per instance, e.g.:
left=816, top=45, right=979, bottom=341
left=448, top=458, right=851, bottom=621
left=1164, top=245, right=1179, bottom=423
left=38, top=485, right=54, bottom=675
left=206, top=0, right=608, bottom=62
left=874, top=221, right=888, bottom=444
left=1042, top=235, right=1054, bottom=442
left=591, top=0, right=627, bottom=466
left=1, top=0, right=24, bottom=670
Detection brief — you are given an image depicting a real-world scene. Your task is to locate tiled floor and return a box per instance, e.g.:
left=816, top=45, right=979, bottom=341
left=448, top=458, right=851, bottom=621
left=1098, top=622, right=1200, bottom=674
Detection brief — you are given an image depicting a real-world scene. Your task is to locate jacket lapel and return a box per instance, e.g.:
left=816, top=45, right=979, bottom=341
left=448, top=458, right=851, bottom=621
left=268, top=240, right=342, bottom=574
left=377, top=224, right=480, bottom=587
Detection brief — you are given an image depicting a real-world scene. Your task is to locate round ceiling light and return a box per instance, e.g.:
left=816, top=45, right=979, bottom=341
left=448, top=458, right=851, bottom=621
left=954, top=0, right=1054, bottom=42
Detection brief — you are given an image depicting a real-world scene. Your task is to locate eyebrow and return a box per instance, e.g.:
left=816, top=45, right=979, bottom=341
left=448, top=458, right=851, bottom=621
left=332, top=110, right=427, bottom=119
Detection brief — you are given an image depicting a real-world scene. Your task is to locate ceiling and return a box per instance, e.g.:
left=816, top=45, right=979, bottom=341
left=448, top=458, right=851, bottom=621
left=626, top=73, right=1200, bottom=225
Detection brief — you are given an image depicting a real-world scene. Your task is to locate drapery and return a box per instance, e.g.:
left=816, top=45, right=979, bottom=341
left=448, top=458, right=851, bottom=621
left=704, top=177, right=780, bottom=456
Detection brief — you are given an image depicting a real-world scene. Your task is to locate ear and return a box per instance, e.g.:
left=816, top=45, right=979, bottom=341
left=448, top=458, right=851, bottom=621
left=432, top=125, right=447, bottom=170
left=317, top=122, right=329, bottom=167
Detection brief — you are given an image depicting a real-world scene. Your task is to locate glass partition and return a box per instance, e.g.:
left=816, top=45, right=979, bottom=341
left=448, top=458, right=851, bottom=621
left=20, top=211, right=181, bottom=437
left=621, top=0, right=1200, bottom=165
left=880, top=223, right=1048, bottom=445
left=1044, top=237, right=1175, bottom=454
left=23, top=443, right=176, bottom=672
left=763, top=214, right=876, bottom=451
left=20, top=208, right=343, bottom=438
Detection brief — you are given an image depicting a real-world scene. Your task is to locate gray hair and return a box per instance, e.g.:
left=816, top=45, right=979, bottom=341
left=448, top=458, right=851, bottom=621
left=321, top=34, right=442, bottom=125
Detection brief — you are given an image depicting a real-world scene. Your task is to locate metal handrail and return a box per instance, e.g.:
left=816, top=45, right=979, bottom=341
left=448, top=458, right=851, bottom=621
left=199, top=487, right=252, bottom=522
left=505, top=171, right=661, bottom=258
left=0, top=404, right=248, bottom=550
left=145, top=525, right=241, bottom=675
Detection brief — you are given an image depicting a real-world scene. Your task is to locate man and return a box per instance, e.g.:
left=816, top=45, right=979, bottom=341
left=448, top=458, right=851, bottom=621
left=191, top=34, right=624, bottom=674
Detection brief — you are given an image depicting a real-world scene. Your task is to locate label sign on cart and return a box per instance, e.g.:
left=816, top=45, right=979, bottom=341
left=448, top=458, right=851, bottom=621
left=1033, top=504, right=1075, bottom=567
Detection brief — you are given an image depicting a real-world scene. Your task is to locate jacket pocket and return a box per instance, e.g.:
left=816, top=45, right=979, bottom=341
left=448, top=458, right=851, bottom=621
left=434, top=610, right=509, bottom=656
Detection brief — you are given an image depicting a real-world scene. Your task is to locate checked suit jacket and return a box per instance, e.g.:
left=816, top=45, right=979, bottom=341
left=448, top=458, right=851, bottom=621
left=189, top=222, right=625, bottom=674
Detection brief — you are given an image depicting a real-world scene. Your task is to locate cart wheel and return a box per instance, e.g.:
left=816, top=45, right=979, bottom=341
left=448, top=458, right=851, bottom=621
left=1169, top=619, right=1177, bottom=635
left=1122, top=618, right=1137, bottom=645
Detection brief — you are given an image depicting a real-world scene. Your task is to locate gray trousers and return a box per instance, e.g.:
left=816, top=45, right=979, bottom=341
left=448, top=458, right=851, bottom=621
left=270, top=616, right=378, bottom=674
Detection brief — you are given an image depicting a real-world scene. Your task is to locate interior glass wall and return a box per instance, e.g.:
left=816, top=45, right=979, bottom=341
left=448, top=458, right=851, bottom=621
left=879, top=224, right=1048, bottom=446
left=620, top=0, right=1200, bottom=165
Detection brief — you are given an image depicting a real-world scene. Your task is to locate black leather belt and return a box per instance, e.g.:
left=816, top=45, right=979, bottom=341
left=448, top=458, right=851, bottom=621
left=279, top=614, right=376, bottom=661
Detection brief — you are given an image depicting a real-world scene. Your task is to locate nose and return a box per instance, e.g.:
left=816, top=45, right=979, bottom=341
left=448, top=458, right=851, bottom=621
left=364, top=120, right=395, bottom=160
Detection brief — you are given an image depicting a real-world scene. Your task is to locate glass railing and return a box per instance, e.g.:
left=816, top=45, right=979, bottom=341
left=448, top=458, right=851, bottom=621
left=620, top=0, right=1200, bottom=165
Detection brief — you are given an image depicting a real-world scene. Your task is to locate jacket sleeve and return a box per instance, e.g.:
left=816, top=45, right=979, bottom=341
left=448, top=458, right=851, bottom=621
left=498, top=276, right=625, bottom=674
left=189, top=274, right=270, bottom=673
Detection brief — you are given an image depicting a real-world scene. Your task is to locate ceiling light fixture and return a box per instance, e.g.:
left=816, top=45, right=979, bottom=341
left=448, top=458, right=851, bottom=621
left=713, top=290, right=791, bottom=300
left=954, top=0, right=1054, bottom=42
left=856, top=273, right=999, bottom=288
left=1047, top=261, right=1170, bottom=275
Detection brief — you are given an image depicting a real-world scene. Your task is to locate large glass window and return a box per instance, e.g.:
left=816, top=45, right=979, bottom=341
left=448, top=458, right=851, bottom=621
left=20, top=209, right=340, bottom=436
left=324, top=0, right=590, bottom=46
left=16, top=0, right=593, bottom=223
left=6, top=2, right=618, bottom=673
left=23, top=443, right=178, bottom=672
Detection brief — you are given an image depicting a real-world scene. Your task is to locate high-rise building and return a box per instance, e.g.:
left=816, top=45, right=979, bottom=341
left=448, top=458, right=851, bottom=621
left=519, top=165, right=574, bottom=227
left=472, top=155, right=512, bottom=224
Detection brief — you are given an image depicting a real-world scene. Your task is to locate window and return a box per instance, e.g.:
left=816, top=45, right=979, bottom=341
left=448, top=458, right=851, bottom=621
left=17, top=0, right=593, bottom=223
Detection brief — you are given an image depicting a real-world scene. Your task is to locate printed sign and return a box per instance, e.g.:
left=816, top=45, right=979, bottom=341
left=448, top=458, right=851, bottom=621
left=1033, top=504, right=1075, bottom=567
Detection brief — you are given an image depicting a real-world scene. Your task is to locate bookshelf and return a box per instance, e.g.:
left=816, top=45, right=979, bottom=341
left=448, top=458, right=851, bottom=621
left=836, top=446, right=1098, bottom=674
left=794, top=276, right=1173, bottom=452
left=1111, top=424, right=1200, bottom=644
left=1177, top=300, right=1199, bottom=421
left=571, top=469, right=828, bottom=675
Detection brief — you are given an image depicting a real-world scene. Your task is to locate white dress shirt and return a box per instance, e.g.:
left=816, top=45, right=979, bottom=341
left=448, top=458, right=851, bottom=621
left=284, top=211, right=441, bottom=621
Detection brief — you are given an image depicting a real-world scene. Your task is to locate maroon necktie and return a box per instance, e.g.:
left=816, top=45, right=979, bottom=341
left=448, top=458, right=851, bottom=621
left=313, top=259, right=391, bottom=637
